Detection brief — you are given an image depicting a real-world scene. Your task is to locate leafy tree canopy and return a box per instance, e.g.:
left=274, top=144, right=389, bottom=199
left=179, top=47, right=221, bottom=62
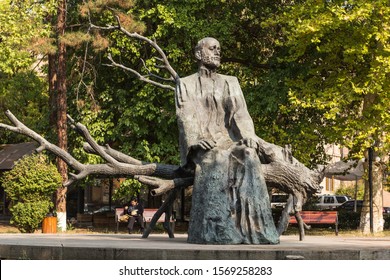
left=0, top=0, right=57, bottom=143
left=0, top=0, right=57, bottom=74
left=266, top=0, right=390, bottom=162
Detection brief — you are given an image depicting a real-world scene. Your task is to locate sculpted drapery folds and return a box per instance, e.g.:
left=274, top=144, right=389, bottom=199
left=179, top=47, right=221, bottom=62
left=175, top=37, right=279, bottom=244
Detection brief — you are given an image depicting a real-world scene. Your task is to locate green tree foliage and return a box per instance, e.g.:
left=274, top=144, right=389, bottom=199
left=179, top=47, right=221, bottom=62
left=335, top=182, right=364, bottom=200
left=0, top=0, right=55, bottom=74
left=112, top=179, right=143, bottom=205
left=265, top=0, right=390, bottom=232
left=5, top=0, right=388, bottom=189
left=0, top=72, right=49, bottom=142
left=266, top=0, right=390, bottom=160
left=1, top=154, right=62, bottom=233
left=0, top=0, right=56, bottom=143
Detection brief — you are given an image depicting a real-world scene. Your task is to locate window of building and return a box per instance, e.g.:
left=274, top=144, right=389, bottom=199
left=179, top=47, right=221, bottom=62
left=326, top=176, right=334, bottom=192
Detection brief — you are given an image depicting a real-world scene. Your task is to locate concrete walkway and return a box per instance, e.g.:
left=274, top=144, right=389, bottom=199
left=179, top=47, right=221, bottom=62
left=0, top=233, right=390, bottom=260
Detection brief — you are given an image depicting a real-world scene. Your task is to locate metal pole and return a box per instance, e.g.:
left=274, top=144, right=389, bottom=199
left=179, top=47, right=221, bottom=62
left=368, top=147, right=374, bottom=233
left=181, top=188, right=185, bottom=222
left=354, top=176, right=358, bottom=213
left=2, top=186, right=6, bottom=215
left=109, top=178, right=113, bottom=210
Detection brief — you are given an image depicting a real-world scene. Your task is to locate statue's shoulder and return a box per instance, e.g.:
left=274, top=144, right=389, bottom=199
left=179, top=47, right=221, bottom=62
left=179, top=73, right=198, bottom=84
left=218, top=74, right=243, bottom=97
left=178, top=73, right=240, bottom=88
left=218, top=74, right=240, bottom=84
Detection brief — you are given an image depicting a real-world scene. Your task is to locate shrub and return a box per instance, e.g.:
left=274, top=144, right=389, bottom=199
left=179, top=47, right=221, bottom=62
left=10, top=201, right=52, bottom=233
left=384, top=215, right=390, bottom=229
left=337, top=211, right=361, bottom=229
left=1, top=153, right=61, bottom=233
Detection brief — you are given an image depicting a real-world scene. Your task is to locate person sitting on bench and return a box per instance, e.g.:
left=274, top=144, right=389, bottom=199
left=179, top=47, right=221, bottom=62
left=125, top=198, right=144, bottom=234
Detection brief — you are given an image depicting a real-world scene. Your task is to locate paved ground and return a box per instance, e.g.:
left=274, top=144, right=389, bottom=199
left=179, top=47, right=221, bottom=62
left=0, top=233, right=390, bottom=260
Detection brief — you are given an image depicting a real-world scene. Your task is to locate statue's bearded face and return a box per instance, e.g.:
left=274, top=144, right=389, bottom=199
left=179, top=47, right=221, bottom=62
left=200, top=38, right=221, bottom=69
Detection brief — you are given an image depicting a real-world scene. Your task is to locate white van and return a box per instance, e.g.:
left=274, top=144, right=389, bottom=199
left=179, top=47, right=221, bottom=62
left=315, top=195, right=349, bottom=210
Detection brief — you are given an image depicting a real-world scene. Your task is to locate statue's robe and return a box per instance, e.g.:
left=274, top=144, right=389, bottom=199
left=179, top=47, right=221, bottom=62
left=175, top=72, right=279, bottom=244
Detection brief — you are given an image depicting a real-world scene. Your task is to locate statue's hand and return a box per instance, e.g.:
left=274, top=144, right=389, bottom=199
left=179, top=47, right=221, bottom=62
left=239, top=137, right=259, bottom=150
left=193, top=139, right=216, bottom=151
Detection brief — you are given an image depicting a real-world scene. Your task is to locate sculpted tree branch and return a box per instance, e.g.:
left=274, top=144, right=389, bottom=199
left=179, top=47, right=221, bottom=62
left=259, top=141, right=324, bottom=239
left=90, top=15, right=178, bottom=91
left=105, top=54, right=175, bottom=91
left=0, top=110, right=188, bottom=188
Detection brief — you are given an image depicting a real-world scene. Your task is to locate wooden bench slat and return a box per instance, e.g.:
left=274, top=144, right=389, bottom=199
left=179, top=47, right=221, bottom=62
left=289, top=211, right=337, bottom=223
left=143, top=208, right=170, bottom=223
left=288, top=210, right=338, bottom=236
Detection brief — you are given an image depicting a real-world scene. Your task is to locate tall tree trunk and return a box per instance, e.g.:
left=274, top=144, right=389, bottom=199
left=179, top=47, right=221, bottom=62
left=55, top=0, right=68, bottom=232
left=48, top=53, right=57, bottom=127
left=358, top=87, right=384, bottom=234
left=360, top=155, right=384, bottom=233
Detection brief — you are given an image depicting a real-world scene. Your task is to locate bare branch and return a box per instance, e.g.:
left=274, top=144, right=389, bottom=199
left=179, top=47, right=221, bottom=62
left=67, top=115, right=118, bottom=164
left=135, top=175, right=193, bottom=196
left=0, top=111, right=185, bottom=187
left=113, top=20, right=178, bottom=81
left=106, top=54, right=175, bottom=91
left=82, top=142, right=189, bottom=179
left=83, top=143, right=142, bottom=165
left=142, top=188, right=178, bottom=238
left=140, top=58, right=175, bottom=83
left=89, top=23, right=119, bottom=32
left=1, top=110, right=84, bottom=173
left=90, top=14, right=179, bottom=90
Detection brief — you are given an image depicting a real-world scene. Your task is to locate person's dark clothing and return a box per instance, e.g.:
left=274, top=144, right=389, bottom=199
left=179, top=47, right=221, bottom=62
left=126, top=203, right=144, bottom=233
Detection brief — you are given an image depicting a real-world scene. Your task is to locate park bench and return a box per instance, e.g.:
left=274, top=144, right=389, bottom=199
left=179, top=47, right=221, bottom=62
left=115, top=207, right=175, bottom=234
left=289, top=210, right=339, bottom=236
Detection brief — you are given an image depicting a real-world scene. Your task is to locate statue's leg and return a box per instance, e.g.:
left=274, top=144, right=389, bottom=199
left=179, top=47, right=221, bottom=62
left=187, top=149, right=243, bottom=244
left=230, top=145, right=280, bottom=244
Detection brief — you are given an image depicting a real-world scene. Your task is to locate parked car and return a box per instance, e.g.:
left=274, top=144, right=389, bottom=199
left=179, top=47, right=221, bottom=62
left=83, top=203, right=95, bottom=214
left=336, top=200, right=363, bottom=212
left=271, top=193, right=289, bottom=209
left=93, top=205, right=116, bottom=214
left=337, top=200, right=390, bottom=215
left=315, top=195, right=350, bottom=210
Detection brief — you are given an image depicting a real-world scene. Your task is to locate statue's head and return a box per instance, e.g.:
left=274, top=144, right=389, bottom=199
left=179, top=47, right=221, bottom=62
left=195, top=37, right=221, bottom=70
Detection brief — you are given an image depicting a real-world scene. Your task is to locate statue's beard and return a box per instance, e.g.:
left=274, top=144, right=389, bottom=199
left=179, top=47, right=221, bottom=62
left=202, top=55, right=220, bottom=68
